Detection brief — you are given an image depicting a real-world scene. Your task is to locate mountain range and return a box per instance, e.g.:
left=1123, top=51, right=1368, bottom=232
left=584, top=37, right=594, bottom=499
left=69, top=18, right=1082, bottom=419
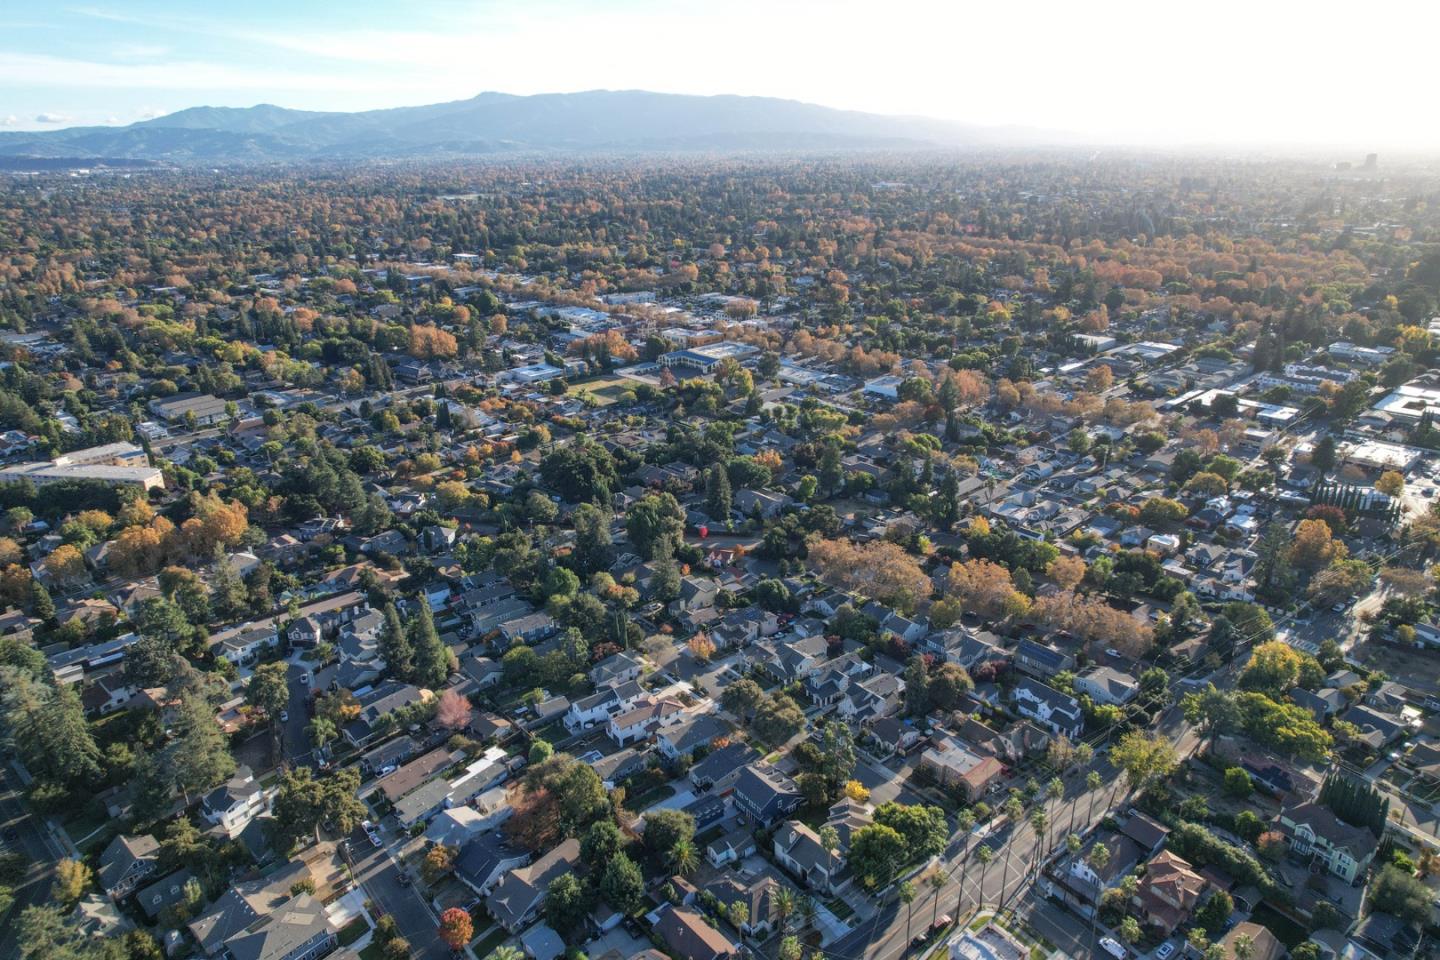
left=0, top=90, right=1069, bottom=165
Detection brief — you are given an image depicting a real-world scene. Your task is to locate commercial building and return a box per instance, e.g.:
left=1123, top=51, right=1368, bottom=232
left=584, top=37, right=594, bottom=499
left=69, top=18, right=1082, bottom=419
left=0, top=442, right=164, bottom=491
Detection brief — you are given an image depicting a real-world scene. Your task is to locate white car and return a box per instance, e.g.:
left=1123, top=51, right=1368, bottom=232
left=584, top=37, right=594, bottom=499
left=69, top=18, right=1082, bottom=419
left=1099, top=938, right=1127, bottom=960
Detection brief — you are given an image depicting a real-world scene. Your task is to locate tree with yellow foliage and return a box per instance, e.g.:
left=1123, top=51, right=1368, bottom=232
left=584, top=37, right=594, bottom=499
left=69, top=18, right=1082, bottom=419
left=1376, top=471, right=1405, bottom=497
left=1289, top=518, right=1346, bottom=571
left=43, top=544, right=86, bottom=586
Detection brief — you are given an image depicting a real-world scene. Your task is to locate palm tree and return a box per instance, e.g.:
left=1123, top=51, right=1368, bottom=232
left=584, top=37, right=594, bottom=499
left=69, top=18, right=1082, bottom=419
left=1028, top=808, right=1049, bottom=878
left=929, top=868, right=948, bottom=927
left=899, top=880, right=917, bottom=942
left=670, top=839, right=698, bottom=876
left=774, top=885, right=795, bottom=933
left=1066, top=833, right=1083, bottom=857
left=1233, top=934, right=1255, bottom=960
left=485, top=947, right=524, bottom=960
left=1086, top=843, right=1112, bottom=941
left=975, top=845, right=994, bottom=910
left=799, top=894, right=816, bottom=932
left=1001, top=795, right=1023, bottom=903
left=1085, top=770, right=1103, bottom=826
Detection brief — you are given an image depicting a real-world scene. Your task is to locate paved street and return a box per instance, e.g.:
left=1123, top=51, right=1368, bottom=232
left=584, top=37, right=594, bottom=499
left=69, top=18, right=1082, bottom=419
left=828, top=716, right=1200, bottom=960
left=0, top=762, right=70, bottom=958
left=344, top=830, right=445, bottom=959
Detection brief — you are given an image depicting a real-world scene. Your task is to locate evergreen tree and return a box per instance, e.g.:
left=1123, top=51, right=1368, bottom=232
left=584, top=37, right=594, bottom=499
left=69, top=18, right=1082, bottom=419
left=409, top=597, right=450, bottom=688
left=30, top=580, right=54, bottom=622
left=378, top=601, right=414, bottom=680
left=705, top=463, right=732, bottom=521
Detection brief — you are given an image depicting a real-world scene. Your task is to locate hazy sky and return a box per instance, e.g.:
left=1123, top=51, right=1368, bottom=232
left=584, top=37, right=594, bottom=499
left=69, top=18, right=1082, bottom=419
left=1, top=0, right=1433, bottom=149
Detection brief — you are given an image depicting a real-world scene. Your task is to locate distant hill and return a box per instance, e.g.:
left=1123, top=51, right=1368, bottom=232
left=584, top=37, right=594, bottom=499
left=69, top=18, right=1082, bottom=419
left=0, top=90, right=1069, bottom=164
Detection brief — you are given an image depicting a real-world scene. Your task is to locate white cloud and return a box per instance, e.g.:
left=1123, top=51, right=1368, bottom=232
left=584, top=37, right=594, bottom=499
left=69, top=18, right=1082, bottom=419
left=34, top=112, right=72, bottom=123
left=0, top=115, right=18, bottom=126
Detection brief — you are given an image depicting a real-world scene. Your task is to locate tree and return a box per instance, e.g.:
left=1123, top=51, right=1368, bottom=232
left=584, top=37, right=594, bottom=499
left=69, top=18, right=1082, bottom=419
left=408, top=597, right=450, bottom=688
left=42, top=544, right=86, bottom=586
left=720, top=678, right=765, bottom=720
left=378, top=602, right=414, bottom=681
left=528, top=739, right=554, bottom=765
left=626, top=492, right=685, bottom=560
left=1047, top=555, right=1087, bottom=591
left=1224, top=768, right=1253, bottom=798
left=751, top=692, right=805, bottom=747
left=1110, top=730, right=1178, bottom=793
left=779, top=936, right=803, bottom=960
left=50, top=858, right=91, bottom=906
left=246, top=661, right=290, bottom=723
left=807, top=537, right=933, bottom=614
left=599, top=852, right=645, bottom=915
left=1240, top=640, right=1309, bottom=696
left=571, top=502, right=614, bottom=574
left=687, top=633, right=716, bottom=662
left=671, top=838, right=699, bottom=875
left=437, top=688, right=472, bottom=730
left=705, top=463, right=732, bottom=521
left=1367, top=863, right=1431, bottom=925
left=947, top=558, right=1027, bottom=619
left=873, top=802, right=948, bottom=861
left=545, top=873, right=592, bottom=937
left=1310, top=435, right=1337, bottom=474
left=1290, top=518, right=1345, bottom=571
left=898, top=880, right=917, bottom=942
left=422, top=845, right=456, bottom=884
left=850, top=823, right=908, bottom=890
left=1195, top=889, right=1234, bottom=935
left=903, top=655, right=930, bottom=717
left=1377, top=470, right=1405, bottom=497
left=643, top=809, right=695, bottom=862
left=438, top=907, right=473, bottom=951
left=1118, top=917, right=1142, bottom=945
left=581, top=820, right=623, bottom=872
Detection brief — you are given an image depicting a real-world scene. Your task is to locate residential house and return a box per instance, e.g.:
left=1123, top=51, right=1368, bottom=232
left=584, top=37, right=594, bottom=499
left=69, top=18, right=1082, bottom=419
left=689, top=742, right=759, bottom=794
left=202, top=765, right=268, bottom=838
left=657, top=713, right=734, bottom=762
left=702, top=875, right=783, bottom=940
left=1011, top=678, right=1084, bottom=739
left=654, top=905, right=738, bottom=960
left=1218, top=922, right=1284, bottom=960
left=607, top=697, right=686, bottom=746
left=1014, top=638, right=1075, bottom=680
left=486, top=838, right=581, bottom=932
left=208, top=619, right=281, bottom=665
left=591, top=651, right=645, bottom=688
left=773, top=822, right=845, bottom=894
left=1073, top=666, right=1140, bottom=706
left=1131, top=850, right=1208, bottom=936
left=455, top=833, right=531, bottom=898
left=343, top=682, right=426, bottom=748
left=1276, top=800, right=1378, bottom=884
left=96, top=834, right=159, bottom=901
left=705, top=826, right=757, bottom=868
left=732, top=763, right=803, bottom=827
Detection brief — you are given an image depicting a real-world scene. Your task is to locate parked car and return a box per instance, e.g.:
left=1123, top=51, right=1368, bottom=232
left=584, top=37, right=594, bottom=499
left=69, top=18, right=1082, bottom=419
left=1099, top=937, right=1127, bottom=960
left=1156, top=943, right=1175, bottom=960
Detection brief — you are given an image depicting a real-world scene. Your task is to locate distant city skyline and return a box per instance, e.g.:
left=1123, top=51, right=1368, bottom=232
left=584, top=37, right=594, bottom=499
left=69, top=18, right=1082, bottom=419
left=1, top=0, right=1434, bottom=151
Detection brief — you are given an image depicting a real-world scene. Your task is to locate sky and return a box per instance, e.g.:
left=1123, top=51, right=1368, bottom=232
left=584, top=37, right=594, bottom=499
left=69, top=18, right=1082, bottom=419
left=1, top=0, right=1435, bottom=150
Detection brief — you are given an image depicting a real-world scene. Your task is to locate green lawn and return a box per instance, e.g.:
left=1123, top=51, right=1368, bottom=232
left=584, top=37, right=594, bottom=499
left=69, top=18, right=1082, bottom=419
left=824, top=897, right=855, bottom=921
left=337, top=916, right=370, bottom=947
left=470, top=924, right=508, bottom=958
left=358, top=942, right=385, bottom=960
left=630, top=783, right=677, bottom=810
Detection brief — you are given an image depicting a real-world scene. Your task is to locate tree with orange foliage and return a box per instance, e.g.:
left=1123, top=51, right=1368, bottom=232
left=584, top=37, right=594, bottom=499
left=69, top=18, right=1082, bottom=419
left=1289, top=518, right=1346, bottom=571
left=438, top=908, right=473, bottom=951
left=947, top=559, right=1027, bottom=620
left=409, top=323, right=458, bottom=360
left=1085, top=365, right=1114, bottom=393
left=1046, top=555, right=1087, bottom=592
